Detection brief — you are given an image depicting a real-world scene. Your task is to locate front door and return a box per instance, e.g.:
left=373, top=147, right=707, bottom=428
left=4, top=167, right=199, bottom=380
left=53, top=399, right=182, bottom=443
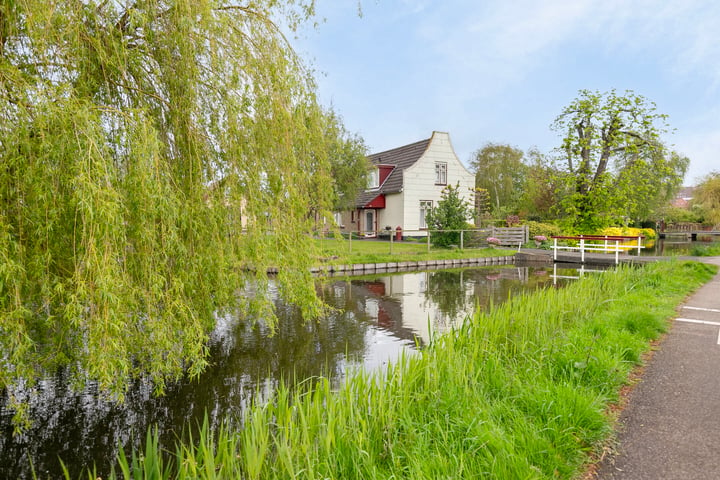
left=365, top=210, right=375, bottom=236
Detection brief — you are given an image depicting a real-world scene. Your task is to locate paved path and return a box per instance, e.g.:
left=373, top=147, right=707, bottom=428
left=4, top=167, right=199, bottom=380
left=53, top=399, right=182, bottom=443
left=594, top=257, right=720, bottom=480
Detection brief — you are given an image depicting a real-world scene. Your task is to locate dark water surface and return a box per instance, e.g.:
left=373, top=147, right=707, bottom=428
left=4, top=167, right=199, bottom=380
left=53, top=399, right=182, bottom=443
left=1, top=264, right=580, bottom=479
left=637, top=235, right=720, bottom=256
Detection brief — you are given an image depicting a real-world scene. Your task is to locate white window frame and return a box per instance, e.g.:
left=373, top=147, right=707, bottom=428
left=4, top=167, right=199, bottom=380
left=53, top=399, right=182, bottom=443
left=367, top=168, right=379, bottom=189
left=435, top=162, right=447, bottom=185
left=419, top=200, right=433, bottom=229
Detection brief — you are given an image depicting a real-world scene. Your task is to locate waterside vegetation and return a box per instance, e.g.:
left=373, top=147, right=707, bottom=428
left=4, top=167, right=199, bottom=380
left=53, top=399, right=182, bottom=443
left=99, top=260, right=715, bottom=479
left=690, top=243, right=720, bottom=257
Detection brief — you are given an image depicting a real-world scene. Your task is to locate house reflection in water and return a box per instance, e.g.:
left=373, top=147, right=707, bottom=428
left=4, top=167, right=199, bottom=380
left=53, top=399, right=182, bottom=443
left=341, top=266, right=556, bottom=355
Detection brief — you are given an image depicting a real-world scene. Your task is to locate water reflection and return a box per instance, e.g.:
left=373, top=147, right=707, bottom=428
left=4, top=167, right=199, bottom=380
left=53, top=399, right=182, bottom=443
left=1, top=264, right=574, bottom=479
left=637, top=235, right=720, bottom=256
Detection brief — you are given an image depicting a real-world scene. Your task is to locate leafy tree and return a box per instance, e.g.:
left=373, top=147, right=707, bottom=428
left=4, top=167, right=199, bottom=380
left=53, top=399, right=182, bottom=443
left=659, top=205, right=703, bottom=225
left=470, top=142, right=527, bottom=217
left=474, top=187, right=491, bottom=226
left=426, top=184, right=474, bottom=247
left=613, top=147, right=688, bottom=222
left=692, top=172, right=720, bottom=226
left=0, top=0, right=361, bottom=422
left=518, top=148, right=562, bottom=220
left=552, top=89, right=684, bottom=231
left=323, top=112, right=371, bottom=211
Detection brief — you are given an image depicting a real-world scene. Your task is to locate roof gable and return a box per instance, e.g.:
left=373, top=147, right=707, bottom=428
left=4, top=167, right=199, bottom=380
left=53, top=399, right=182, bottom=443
left=356, top=137, right=431, bottom=206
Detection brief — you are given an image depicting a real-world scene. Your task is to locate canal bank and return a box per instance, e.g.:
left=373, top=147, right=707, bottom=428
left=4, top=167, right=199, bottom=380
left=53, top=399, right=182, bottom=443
left=308, top=253, right=515, bottom=276
left=0, top=261, right=566, bottom=479
left=97, top=260, right=715, bottom=479
left=592, top=256, right=720, bottom=480
left=3, top=251, right=717, bottom=479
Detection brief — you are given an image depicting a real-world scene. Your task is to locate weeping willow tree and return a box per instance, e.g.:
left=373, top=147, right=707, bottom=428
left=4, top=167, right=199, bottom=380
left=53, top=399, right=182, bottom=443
left=0, top=0, right=366, bottom=427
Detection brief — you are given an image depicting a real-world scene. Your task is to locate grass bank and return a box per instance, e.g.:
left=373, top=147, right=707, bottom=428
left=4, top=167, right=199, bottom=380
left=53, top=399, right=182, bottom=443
left=105, top=261, right=715, bottom=479
left=316, top=237, right=513, bottom=265
left=690, top=243, right=720, bottom=256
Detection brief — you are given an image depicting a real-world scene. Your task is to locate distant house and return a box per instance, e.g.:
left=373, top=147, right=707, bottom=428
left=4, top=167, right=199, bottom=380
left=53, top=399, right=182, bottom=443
left=671, top=186, right=695, bottom=209
left=338, top=131, right=475, bottom=237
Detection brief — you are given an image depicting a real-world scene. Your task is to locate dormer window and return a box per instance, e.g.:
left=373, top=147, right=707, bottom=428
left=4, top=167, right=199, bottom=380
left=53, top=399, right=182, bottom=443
left=367, top=167, right=380, bottom=189
left=435, top=162, right=447, bottom=185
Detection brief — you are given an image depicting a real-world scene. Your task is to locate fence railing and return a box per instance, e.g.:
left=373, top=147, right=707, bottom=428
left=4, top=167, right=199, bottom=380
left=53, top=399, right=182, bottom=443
left=550, top=264, right=608, bottom=284
left=341, top=226, right=529, bottom=254
left=550, top=235, right=645, bottom=264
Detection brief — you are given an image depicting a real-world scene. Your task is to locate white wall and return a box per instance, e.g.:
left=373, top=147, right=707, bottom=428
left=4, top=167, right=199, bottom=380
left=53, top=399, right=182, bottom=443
left=402, top=132, right=475, bottom=235
left=378, top=192, right=404, bottom=231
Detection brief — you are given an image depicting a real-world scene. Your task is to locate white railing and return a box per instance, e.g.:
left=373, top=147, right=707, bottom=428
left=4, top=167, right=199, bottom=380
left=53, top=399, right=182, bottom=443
left=550, top=264, right=608, bottom=284
left=551, top=235, right=644, bottom=265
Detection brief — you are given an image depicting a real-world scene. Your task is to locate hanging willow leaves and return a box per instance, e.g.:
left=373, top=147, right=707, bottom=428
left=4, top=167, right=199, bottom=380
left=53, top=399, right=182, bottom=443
left=0, top=0, right=366, bottom=425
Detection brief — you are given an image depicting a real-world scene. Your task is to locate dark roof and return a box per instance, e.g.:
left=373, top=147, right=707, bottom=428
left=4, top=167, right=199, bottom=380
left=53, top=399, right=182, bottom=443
left=356, top=137, right=431, bottom=207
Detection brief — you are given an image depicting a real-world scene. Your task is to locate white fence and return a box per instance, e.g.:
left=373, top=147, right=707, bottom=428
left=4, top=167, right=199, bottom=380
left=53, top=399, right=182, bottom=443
left=551, top=235, right=644, bottom=265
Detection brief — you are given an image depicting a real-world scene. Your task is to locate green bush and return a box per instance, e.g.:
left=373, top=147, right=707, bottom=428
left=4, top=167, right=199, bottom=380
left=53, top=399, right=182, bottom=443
left=525, top=221, right=563, bottom=239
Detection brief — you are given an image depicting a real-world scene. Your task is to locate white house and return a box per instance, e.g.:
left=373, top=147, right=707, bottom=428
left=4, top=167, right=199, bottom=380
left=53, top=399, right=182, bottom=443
left=340, top=131, right=475, bottom=236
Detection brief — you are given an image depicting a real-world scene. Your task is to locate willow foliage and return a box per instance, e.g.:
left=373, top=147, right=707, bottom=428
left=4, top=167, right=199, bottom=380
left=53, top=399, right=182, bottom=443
left=0, top=0, right=364, bottom=423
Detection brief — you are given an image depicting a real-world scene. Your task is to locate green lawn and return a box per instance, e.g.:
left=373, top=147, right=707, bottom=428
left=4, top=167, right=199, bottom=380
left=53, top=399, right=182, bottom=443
left=315, top=237, right=513, bottom=265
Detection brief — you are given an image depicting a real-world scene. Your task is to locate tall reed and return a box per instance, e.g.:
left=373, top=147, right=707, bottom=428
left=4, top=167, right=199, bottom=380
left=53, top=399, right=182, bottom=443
left=103, top=260, right=715, bottom=479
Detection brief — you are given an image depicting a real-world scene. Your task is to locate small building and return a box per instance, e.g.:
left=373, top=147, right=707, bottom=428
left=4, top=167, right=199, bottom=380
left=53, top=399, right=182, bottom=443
left=338, top=131, right=475, bottom=237
left=671, top=186, right=695, bottom=209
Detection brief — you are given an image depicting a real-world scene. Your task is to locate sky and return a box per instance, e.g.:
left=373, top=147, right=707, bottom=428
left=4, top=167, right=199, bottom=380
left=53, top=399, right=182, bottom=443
left=290, top=0, right=720, bottom=186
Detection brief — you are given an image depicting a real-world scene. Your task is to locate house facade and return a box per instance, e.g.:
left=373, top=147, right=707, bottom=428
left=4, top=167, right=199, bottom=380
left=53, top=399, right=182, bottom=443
left=339, top=131, right=475, bottom=237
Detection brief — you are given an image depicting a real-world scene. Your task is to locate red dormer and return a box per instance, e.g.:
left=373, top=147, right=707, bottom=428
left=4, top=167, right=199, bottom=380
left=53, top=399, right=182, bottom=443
left=377, top=164, right=395, bottom=186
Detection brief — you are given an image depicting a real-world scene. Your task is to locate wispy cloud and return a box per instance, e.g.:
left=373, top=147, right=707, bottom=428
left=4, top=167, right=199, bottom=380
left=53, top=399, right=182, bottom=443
left=299, top=0, right=720, bottom=179
left=416, top=0, right=720, bottom=95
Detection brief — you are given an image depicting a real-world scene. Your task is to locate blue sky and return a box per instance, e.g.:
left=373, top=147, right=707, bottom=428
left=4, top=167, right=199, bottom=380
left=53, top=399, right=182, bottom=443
left=291, top=0, right=720, bottom=186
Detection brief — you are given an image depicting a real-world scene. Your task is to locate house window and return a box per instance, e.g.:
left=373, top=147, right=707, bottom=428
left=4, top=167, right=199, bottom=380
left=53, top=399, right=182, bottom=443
left=367, top=168, right=379, bottom=189
left=419, top=200, right=433, bottom=229
left=435, top=162, right=447, bottom=185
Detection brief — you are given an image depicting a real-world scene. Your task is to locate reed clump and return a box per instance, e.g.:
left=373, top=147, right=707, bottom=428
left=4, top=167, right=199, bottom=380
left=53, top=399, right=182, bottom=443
left=106, top=260, right=716, bottom=479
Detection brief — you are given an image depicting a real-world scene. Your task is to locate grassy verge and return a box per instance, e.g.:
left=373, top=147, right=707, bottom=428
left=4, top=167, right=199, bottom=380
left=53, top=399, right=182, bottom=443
left=316, top=237, right=513, bottom=265
left=690, top=243, right=720, bottom=256
left=105, top=261, right=716, bottom=479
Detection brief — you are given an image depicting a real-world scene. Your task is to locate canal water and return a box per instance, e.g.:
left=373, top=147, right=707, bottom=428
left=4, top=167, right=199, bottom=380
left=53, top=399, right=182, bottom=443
left=1, top=264, right=583, bottom=478
left=637, top=234, right=720, bottom=256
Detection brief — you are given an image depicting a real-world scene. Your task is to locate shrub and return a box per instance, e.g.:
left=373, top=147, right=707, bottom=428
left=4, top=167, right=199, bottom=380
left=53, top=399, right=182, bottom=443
left=525, top=221, right=562, bottom=239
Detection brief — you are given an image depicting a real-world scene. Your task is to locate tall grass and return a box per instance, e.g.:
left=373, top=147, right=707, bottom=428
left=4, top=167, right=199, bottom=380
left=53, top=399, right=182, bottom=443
left=690, top=243, right=720, bottom=256
left=101, top=261, right=715, bottom=480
